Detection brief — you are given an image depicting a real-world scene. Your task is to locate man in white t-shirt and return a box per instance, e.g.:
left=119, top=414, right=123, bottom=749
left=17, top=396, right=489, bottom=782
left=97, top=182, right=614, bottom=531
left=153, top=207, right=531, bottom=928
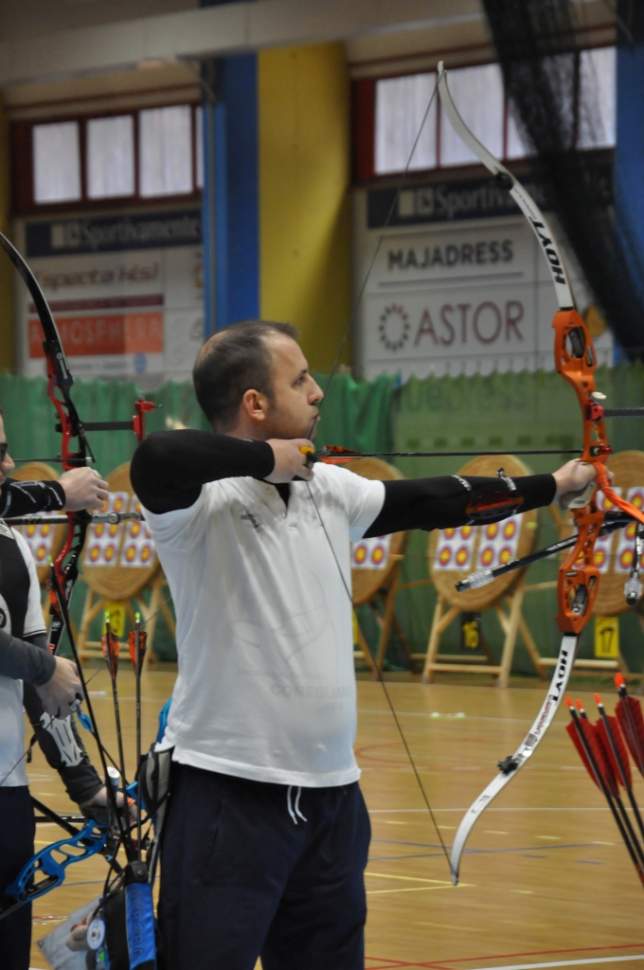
left=131, top=321, right=596, bottom=970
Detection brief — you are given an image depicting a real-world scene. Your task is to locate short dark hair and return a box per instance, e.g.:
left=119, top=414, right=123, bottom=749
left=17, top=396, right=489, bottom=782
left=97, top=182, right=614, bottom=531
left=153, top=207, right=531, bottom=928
left=193, top=320, right=298, bottom=430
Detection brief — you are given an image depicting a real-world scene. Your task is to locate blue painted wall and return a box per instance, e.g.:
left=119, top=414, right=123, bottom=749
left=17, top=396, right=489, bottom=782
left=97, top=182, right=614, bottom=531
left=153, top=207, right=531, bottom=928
left=200, top=1, right=259, bottom=334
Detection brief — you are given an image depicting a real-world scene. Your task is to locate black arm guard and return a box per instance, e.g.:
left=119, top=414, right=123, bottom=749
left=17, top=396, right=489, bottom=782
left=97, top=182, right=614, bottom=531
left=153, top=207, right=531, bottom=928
left=22, top=633, right=103, bottom=806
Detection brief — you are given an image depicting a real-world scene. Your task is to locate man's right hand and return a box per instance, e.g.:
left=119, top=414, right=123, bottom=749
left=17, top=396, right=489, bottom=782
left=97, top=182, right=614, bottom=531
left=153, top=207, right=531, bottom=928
left=35, top=656, right=82, bottom=717
left=265, top=439, right=315, bottom=483
left=59, top=467, right=109, bottom=512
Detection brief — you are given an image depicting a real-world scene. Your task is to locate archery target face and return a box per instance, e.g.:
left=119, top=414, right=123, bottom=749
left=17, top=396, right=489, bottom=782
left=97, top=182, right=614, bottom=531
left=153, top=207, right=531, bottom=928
left=591, top=487, right=644, bottom=574
left=352, top=535, right=391, bottom=570
left=119, top=497, right=154, bottom=568
left=474, top=515, right=521, bottom=571
left=84, top=491, right=129, bottom=566
left=433, top=525, right=475, bottom=572
left=84, top=493, right=155, bottom=569
left=18, top=517, right=58, bottom=567
left=613, top=487, right=644, bottom=574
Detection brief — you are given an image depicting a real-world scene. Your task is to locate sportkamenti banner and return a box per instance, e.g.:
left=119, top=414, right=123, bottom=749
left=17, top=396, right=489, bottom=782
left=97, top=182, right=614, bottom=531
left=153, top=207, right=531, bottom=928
left=18, top=211, right=203, bottom=381
left=26, top=210, right=201, bottom=257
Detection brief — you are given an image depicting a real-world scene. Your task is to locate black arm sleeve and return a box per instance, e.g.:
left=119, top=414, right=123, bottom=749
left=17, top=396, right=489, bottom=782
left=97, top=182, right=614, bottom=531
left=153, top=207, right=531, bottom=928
left=0, top=478, right=65, bottom=517
left=22, top=633, right=102, bottom=807
left=0, top=628, right=56, bottom=684
left=131, top=429, right=275, bottom=513
left=365, top=473, right=556, bottom=536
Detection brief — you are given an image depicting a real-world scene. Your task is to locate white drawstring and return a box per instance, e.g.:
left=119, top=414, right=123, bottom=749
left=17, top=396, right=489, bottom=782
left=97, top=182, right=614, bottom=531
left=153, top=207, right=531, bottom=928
left=294, top=787, right=308, bottom=822
left=286, top=786, right=298, bottom=825
left=286, top=786, right=308, bottom=825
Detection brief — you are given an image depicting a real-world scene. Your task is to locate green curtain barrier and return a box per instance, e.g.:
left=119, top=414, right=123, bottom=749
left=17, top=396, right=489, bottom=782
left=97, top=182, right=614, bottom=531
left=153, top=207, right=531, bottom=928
left=394, top=364, right=644, bottom=472
left=2, top=365, right=642, bottom=670
left=392, top=362, right=644, bottom=675
left=314, top=371, right=395, bottom=454
left=0, top=370, right=396, bottom=661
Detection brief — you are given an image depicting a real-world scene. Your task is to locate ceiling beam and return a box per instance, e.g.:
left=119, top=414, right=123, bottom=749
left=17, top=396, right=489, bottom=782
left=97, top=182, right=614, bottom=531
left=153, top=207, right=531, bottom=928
left=0, top=0, right=482, bottom=86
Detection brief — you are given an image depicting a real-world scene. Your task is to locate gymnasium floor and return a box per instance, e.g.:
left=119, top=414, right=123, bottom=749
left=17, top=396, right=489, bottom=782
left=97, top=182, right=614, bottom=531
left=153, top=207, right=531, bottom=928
left=26, top=667, right=644, bottom=969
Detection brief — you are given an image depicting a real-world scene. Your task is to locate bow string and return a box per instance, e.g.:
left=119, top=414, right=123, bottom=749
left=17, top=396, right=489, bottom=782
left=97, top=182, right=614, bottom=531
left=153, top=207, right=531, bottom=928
left=303, top=76, right=455, bottom=873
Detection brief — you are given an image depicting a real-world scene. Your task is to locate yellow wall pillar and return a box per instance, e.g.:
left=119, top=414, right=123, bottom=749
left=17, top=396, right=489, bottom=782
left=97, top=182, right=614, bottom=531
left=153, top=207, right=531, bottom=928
left=0, top=97, right=14, bottom=372
left=259, top=43, right=351, bottom=373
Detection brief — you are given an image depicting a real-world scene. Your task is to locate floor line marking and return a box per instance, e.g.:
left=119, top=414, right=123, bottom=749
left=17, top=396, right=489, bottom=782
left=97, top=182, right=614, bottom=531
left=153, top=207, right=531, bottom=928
left=366, top=885, right=458, bottom=895
left=368, top=807, right=612, bottom=814
left=426, top=942, right=644, bottom=964
left=366, top=871, right=453, bottom=886
left=448, top=956, right=644, bottom=970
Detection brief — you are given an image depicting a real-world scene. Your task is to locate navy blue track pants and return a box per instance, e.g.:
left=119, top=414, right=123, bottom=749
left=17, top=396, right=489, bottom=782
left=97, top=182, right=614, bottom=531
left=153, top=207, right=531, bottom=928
left=0, top=786, right=35, bottom=970
left=158, top=763, right=371, bottom=970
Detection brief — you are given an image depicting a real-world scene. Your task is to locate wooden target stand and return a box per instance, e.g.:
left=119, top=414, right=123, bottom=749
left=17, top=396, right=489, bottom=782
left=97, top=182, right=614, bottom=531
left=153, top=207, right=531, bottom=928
left=346, top=457, right=409, bottom=675
left=77, top=463, right=174, bottom=664
left=537, top=450, right=644, bottom=680
left=422, top=455, right=542, bottom=687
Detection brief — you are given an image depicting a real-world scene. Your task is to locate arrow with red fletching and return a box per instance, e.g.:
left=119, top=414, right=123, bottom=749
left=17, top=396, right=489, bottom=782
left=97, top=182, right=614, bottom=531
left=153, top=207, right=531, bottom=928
left=100, top=612, right=134, bottom=861
left=127, top=622, right=147, bottom=676
left=594, top=694, right=643, bottom=842
left=128, top=612, right=147, bottom=862
left=565, top=698, right=644, bottom=885
left=615, top=674, right=644, bottom=775
left=101, top=615, right=121, bottom=680
left=577, top=699, right=643, bottom=866
left=566, top=699, right=617, bottom=796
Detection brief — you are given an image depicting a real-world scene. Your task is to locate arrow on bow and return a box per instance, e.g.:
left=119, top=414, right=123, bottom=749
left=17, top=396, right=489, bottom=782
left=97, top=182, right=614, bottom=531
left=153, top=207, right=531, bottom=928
left=434, top=61, right=644, bottom=885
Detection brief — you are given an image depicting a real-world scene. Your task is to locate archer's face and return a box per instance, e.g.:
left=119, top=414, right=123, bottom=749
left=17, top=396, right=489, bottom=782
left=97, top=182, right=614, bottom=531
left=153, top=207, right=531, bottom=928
left=0, top=416, right=15, bottom=485
left=263, top=335, right=324, bottom=440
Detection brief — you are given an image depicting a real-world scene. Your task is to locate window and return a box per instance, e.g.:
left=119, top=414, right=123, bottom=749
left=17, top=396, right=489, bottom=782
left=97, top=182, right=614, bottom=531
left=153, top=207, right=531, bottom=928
left=33, top=122, right=81, bottom=203
left=87, top=115, right=135, bottom=199
left=195, top=106, right=204, bottom=190
left=578, top=47, right=616, bottom=149
left=363, top=48, right=616, bottom=180
left=17, top=103, right=201, bottom=212
left=140, top=106, right=193, bottom=197
left=375, top=73, right=436, bottom=174
left=506, top=101, right=532, bottom=160
left=443, top=64, right=505, bottom=165
left=373, top=64, right=505, bottom=175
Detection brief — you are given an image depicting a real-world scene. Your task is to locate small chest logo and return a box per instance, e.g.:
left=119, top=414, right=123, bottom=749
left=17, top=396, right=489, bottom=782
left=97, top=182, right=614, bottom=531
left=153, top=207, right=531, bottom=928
left=240, top=510, right=262, bottom=531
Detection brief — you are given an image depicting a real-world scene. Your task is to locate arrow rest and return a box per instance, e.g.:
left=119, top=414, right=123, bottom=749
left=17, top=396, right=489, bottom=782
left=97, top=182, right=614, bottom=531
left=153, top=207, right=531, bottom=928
left=497, top=756, right=520, bottom=775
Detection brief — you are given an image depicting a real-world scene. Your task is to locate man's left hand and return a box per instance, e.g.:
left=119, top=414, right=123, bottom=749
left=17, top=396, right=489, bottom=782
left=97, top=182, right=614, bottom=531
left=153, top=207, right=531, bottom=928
left=81, top=785, right=137, bottom=826
left=552, top=458, right=612, bottom=508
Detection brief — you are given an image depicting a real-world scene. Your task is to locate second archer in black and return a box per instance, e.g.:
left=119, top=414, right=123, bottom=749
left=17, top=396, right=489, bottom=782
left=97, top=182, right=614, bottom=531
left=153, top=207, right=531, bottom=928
left=0, top=415, right=111, bottom=970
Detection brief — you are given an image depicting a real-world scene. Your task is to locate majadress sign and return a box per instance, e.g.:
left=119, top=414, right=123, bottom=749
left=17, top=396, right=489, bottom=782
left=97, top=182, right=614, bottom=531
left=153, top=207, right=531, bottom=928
left=354, top=177, right=613, bottom=379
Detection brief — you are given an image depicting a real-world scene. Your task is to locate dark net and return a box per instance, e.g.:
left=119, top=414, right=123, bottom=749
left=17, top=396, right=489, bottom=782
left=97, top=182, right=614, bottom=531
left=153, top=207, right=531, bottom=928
left=481, top=0, right=644, bottom=359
